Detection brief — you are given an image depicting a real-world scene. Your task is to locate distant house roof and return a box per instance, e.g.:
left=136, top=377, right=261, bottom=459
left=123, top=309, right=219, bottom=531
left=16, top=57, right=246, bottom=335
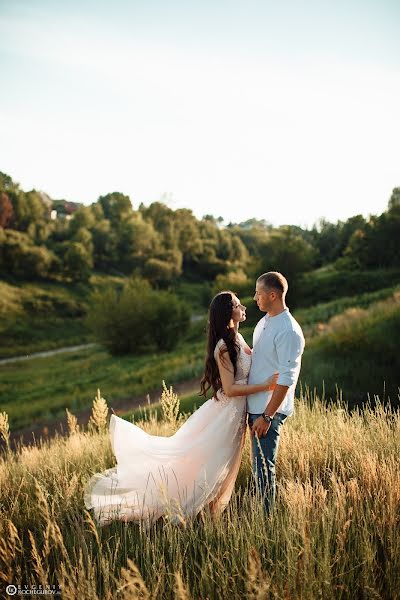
left=38, top=191, right=53, bottom=207
left=64, top=201, right=81, bottom=214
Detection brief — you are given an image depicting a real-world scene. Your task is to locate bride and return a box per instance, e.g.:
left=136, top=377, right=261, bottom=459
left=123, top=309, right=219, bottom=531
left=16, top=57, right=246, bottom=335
left=84, top=291, right=277, bottom=525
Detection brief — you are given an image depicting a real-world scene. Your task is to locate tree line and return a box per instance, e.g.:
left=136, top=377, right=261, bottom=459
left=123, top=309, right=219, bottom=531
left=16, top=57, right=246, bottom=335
left=0, top=171, right=399, bottom=288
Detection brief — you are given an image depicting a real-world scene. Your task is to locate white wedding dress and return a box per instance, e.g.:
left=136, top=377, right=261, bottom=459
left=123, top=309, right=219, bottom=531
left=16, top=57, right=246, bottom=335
left=84, top=335, right=251, bottom=525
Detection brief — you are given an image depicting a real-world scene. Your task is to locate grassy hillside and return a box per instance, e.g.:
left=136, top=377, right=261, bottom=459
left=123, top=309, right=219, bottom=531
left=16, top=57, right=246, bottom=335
left=0, top=278, right=96, bottom=358
left=293, top=266, right=400, bottom=307
left=0, top=277, right=208, bottom=359
left=241, top=283, right=399, bottom=330
left=1, top=286, right=399, bottom=431
left=0, top=340, right=206, bottom=431
left=0, top=392, right=398, bottom=598
left=2, top=267, right=398, bottom=360
left=300, top=290, right=400, bottom=407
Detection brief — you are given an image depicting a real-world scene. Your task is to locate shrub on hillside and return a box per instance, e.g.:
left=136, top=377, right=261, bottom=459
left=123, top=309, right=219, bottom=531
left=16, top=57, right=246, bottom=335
left=143, top=251, right=182, bottom=287
left=22, top=294, right=86, bottom=318
left=87, top=278, right=191, bottom=355
left=62, top=242, right=93, bottom=282
left=212, top=269, right=253, bottom=297
left=0, top=229, right=56, bottom=279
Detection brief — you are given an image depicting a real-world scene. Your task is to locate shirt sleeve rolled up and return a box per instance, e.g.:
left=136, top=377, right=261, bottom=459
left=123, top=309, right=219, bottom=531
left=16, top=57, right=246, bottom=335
left=275, top=329, right=305, bottom=387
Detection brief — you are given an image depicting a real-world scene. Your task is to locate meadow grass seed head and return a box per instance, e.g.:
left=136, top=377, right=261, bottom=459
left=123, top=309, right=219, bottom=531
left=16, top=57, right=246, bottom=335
left=89, top=389, right=109, bottom=433
left=174, top=572, right=192, bottom=600
left=34, top=480, right=51, bottom=519
left=28, top=529, right=49, bottom=583
left=84, top=509, right=101, bottom=547
left=119, top=558, right=150, bottom=599
left=0, top=411, right=10, bottom=451
left=0, top=520, right=22, bottom=581
left=66, top=408, right=79, bottom=435
left=65, top=473, right=79, bottom=501
left=160, top=380, right=180, bottom=426
left=246, top=547, right=271, bottom=599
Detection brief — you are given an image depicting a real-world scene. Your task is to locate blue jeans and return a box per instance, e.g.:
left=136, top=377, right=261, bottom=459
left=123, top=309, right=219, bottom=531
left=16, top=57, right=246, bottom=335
left=248, top=412, right=287, bottom=514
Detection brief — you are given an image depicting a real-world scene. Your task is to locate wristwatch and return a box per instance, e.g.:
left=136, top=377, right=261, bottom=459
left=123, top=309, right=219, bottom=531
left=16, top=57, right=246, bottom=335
left=262, top=414, right=273, bottom=423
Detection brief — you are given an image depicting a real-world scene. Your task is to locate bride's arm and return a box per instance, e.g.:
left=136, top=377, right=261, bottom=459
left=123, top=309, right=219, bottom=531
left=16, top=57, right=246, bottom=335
left=216, top=351, right=276, bottom=398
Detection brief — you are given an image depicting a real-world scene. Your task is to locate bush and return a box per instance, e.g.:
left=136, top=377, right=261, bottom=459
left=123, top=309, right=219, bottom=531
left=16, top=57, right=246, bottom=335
left=142, top=252, right=182, bottom=287
left=212, top=269, right=253, bottom=297
left=87, top=278, right=191, bottom=355
left=175, top=282, right=213, bottom=312
left=22, top=294, right=86, bottom=318
left=0, top=229, right=56, bottom=279
left=63, top=242, right=93, bottom=281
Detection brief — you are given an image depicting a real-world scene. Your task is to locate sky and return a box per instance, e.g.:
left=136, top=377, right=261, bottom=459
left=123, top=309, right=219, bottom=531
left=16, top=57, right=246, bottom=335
left=0, top=0, right=399, bottom=227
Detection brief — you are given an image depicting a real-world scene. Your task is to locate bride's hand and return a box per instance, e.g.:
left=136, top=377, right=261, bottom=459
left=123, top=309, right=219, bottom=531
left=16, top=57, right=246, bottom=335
left=265, top=373, right=278, bottom=391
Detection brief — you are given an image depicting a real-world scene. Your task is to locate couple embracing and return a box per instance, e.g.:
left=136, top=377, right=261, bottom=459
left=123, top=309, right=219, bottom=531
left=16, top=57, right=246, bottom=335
left=85, top=271, right=305, bottom=525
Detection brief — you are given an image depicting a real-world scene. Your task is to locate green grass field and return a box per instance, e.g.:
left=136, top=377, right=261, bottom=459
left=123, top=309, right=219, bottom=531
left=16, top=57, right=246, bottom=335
left=0, top=341, right=206, bottom=431
left=0, top=278, right=95, bottom=358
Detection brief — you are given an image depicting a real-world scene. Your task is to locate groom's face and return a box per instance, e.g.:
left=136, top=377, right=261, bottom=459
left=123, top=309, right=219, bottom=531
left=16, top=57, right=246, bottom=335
left=253, top=283, right=274, bottom=312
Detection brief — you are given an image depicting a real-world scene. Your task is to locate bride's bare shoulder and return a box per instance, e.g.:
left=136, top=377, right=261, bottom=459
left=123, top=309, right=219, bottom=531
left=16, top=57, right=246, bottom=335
left=214, top=338, right=226, bottom=356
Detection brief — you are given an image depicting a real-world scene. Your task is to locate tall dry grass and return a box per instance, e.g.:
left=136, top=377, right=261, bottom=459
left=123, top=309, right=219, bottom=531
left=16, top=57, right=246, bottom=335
left=0, top=389, right=399, bottom=599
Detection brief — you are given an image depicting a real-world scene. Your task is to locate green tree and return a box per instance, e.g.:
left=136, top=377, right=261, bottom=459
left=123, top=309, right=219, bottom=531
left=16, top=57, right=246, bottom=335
left=63, top=242, right=93, bottom=281
left=259, top=227, right=316, bottom=281
left=143, top=250, right=183, bottom=287
left=69, top=206, right=97, bottom=235
left=342, top=208, right=400, bottom=269
left=0, top=192, right=13, bottom=228
left=91, top=220, right=117, bottom=270
left=388, top=187, right=400, bottom=210
left=0, top=229, right=55, bottom=279
left=98, top=192, right=132, bottom=224
left=73, top=227, right=94, bottom=256
left=116, top=215, right=159, bottom=272
left=10, top=190, right=47, bottom=232
left=212, top=268, right=252, bottom=296
left=310, top=219, right=341, bottom=266
left=87, top=278, right=190, bottom=355
left=0, top=171, right=18, bottom=193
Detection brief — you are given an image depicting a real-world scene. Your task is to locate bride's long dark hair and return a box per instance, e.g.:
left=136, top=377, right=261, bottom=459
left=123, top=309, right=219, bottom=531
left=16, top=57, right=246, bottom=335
left=199, top=291, right=239, bottom=398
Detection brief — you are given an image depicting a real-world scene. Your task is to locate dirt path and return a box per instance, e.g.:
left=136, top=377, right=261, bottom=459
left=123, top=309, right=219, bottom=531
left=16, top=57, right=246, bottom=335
left=0, top=343, right=97, bottom=365
left=9, top=376, right=201, bottom=450
left=0, top=316, right=205, bottom=366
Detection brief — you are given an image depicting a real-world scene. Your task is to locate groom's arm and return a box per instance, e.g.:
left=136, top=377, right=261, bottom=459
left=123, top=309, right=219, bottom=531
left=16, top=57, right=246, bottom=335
left=267, top=329, right=304, bottom=414
left=251, top=384, right=289, bottom=437
left=264, top=384, right=289, bottom=416
left=251, top=329, right=304, bottom=437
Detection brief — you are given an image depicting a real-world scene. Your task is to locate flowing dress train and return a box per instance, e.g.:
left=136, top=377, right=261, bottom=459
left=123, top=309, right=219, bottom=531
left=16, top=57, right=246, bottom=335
left=84, top=336, right=251, bottom=525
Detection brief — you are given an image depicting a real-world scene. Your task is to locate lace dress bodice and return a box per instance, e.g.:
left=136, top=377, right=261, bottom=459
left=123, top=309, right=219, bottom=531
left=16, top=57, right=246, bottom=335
left=214, top=333, right=252, bottom=384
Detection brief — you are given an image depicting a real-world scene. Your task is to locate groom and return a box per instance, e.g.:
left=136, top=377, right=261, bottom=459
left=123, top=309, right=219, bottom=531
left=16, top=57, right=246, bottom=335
left=247, top=271, right=305, bottom=513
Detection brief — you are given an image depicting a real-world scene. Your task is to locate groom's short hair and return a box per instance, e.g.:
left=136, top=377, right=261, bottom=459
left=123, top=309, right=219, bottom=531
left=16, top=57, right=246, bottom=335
left=257, top=271, right=288, bottom=297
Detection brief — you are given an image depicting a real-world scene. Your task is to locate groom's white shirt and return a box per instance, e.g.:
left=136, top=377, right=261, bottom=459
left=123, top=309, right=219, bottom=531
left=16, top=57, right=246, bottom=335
left=247, top=308, right=305, bottom=416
